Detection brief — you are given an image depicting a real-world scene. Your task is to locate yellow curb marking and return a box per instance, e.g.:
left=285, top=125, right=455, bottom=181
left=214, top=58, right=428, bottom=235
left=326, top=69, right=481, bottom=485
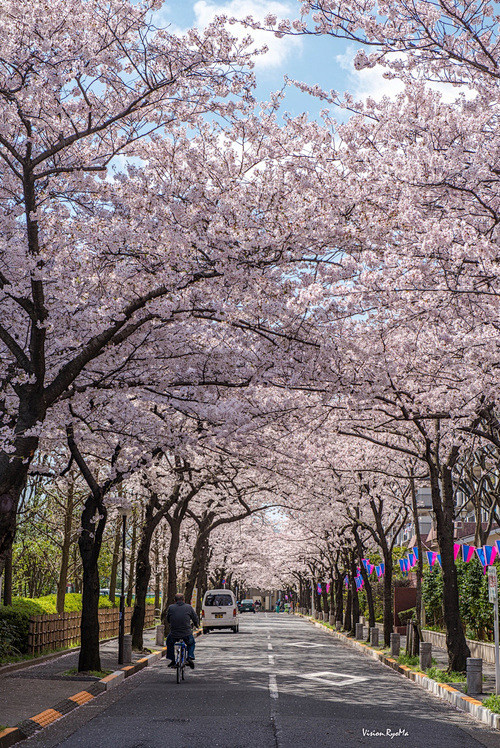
left=31, top=709, right=62, bottom=727
left=68, top=691, right=94, bottom=706
left=462, top=696, right=483, bottom=705
left=101, top=673, right=119, bottom=683
left=136, top=657, right=148, bottom=664
left=0, top=728, right=18, bottom=738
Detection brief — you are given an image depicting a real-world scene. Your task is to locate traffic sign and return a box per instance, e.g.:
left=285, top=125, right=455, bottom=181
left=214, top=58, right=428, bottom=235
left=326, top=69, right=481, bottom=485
left=489, top=565, right=497, bottom=603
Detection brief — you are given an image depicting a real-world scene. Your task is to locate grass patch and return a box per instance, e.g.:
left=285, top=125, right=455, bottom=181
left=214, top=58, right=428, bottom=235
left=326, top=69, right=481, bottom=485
left=397, top=652, right=420, bottom=668
left=62, top=667, right=112, bottom=678
left=0, top=642, right=80, bottom=668
left=483, top=694, right=500, bottom=714
left=426, top=666, right=466, bottom=683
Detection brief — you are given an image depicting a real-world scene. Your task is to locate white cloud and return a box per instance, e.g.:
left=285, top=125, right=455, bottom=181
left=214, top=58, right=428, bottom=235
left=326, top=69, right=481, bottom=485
left=336, top=47, right=475, bottom=104
left=336, top=47, right=404, bottom=102
left=193, top=0, right=302, bottom=70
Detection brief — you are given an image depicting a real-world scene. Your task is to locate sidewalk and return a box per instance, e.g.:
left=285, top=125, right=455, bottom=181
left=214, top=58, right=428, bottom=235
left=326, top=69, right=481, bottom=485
left=399, top=632, right=497, bottom=699
left=0, top=628, right=159, bottom=728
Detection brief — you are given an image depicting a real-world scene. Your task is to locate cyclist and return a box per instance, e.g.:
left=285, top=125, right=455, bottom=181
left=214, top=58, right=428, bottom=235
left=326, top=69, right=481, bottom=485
left=165, top=592, right=199, bottom=669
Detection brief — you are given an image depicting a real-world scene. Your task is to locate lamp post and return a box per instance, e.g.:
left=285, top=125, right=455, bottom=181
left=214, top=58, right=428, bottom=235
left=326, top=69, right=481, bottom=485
left=116, top=502, right=132, bottom=665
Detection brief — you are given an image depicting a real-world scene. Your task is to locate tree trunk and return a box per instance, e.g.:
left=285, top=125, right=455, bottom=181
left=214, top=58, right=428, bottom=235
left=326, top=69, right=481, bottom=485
left=430, top=454, right=471, bottom=671
left=334, top=573, right=344, bottom=624
left=126, top=511, right=137, bottom=607
left=56, top=483, right=75, bottom=615
left=353, top=526, right=375, bottom=631
left=130, top=495, right=169, bottom=649
left=3, top=546, right=12, bottom=606
left=195, top=538, right=210, bottom=616
left=130, top=525, right=154, bottom=650
left=108, top=518, right=121, bottom=605
left=350, top=556, right=360, bottom=635
left=184, top=518, right=212, bottom=603
left=344, top=588, right=352, bottom=631
left=78, top=493, right=107, bottom=673
left=0, top=394, right=44, bottom=575
left=321, top=584, right=329, bottom=617
left=166, top=519, right=181, bottom=609
left=382, top=556, right=393, bottom=648
left=410, top=473, right=424, bottom=653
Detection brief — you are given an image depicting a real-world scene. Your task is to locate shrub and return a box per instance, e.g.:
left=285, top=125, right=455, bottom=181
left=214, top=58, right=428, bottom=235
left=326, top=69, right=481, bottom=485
left=398, top=607, right=416, bottom=624
left=426, top=666, right=466, bottom=683
left=0, top=608, right=31, bottom=654
left=397, top=652, right=420, bottom=668
left=483, top=694, right=500, bottom=714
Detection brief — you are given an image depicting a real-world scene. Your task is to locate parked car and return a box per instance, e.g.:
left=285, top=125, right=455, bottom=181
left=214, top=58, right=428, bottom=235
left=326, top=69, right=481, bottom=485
left=201, top=589, right=239, bottom=633
left=239, top=599, right=255, bottom=613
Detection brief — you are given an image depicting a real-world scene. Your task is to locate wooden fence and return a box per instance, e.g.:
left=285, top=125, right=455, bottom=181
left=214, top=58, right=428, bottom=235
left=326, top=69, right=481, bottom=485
left=28, top=605, right=156, bottom=655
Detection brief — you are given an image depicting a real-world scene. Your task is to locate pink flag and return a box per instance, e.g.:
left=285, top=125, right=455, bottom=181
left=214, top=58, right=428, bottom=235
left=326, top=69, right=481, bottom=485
left=462, top=545, right=476, bottom=563
left=454, top=543, right=461, bottom=561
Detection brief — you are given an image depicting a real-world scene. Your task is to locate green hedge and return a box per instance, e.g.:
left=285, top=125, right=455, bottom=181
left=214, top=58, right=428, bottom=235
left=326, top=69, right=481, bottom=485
left=0, top=595, right=117, bottom=659
left=0, top=609, right=30, bottom=655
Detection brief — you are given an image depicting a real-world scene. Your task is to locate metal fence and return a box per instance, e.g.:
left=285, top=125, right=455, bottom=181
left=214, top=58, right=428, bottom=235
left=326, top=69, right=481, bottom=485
left=27, top=605, right=156, bottom=655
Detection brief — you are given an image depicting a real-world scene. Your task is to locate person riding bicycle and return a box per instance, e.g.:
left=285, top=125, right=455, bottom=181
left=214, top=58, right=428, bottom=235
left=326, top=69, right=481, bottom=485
left=165, top=592, right=199, bottom=669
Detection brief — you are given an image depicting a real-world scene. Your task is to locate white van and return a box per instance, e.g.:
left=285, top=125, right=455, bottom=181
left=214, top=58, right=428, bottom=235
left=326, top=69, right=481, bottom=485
left=201, top=589, right=239, bottom=633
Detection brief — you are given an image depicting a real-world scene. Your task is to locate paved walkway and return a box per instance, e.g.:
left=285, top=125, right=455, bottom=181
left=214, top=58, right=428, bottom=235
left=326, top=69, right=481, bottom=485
left=0, top=629, right=159, bottom=727
left=396, top=632, right=497, bottom=698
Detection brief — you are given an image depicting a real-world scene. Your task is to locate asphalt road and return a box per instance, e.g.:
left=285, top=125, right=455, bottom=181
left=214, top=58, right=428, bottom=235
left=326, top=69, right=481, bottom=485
left=26, top=613, right=500, bottom=748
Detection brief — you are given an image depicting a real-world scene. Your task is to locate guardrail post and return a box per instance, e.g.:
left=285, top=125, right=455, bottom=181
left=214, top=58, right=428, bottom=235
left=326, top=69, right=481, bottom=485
left=420, top=642, right=432, bottom=670
left=155, top=625, right=165, bottom=646
left=336, top=620, right=342, bottom=630
left=467, top=658, right=483, bottom=695
left=390, top=632, right=400, bottom=658
left=355, top=622, right=364, bottom=640
left=123, top=634, right=132, bottom=664
left=370, top=627, right=379, bottom=647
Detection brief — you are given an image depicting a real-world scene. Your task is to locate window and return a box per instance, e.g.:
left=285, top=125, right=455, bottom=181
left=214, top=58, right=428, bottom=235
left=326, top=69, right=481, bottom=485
left=205, top=594, right=233, bottom=606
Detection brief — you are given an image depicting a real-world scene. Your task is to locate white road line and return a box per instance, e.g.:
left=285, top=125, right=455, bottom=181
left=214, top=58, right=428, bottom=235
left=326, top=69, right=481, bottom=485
left=269, top=674, right=278, bottom=699
left=268, top=654, right=275, bottom=665
left=268, top=642, right=273, bottom=650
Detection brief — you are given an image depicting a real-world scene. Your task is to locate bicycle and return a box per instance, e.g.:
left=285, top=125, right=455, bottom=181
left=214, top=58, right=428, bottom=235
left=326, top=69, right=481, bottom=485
left=174, top=639, right=188, bottom=683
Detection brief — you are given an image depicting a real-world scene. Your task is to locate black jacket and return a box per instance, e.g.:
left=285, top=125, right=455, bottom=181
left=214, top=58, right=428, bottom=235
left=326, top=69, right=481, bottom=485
left=166, top=601, right=199, bottom=637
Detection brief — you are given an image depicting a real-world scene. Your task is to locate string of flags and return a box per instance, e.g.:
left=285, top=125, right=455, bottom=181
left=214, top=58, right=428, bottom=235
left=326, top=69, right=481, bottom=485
left=335, top=541, right=500, bottom=591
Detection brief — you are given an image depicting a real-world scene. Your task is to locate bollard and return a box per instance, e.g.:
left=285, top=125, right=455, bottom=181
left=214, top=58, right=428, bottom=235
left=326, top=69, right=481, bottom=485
left=355, top=622, right=364, bottom=640
left=123, top=634, right=132, bottom=664
left=420, top=641, right=432, bottom=670
left=467, top=658, right=483, bottom=695
left=329, top=614, right=335, bottom=626
left=390, top=632, right=401, bottom=658
left=336, top=620, right=342, bottom=630
left=155, top=624, right=165, bottom=646
left=370, top=627, right=379, bottom=647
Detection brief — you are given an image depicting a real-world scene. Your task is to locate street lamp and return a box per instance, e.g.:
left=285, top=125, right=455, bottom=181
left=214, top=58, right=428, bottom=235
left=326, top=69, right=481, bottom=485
left=114, top=500, right=132, bottom=665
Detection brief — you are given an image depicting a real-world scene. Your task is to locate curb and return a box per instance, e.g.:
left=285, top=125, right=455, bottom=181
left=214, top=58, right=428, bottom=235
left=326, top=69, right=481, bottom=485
left=302, top=616, right=500, bottom=731
left=0, top=628, right=158, bottom=678
left=0, top=629, right=202, bottom=747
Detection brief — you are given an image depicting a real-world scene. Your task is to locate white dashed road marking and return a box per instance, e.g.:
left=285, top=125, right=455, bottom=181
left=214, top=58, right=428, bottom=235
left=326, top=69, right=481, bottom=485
left=269, top=674, right=279, bottom=699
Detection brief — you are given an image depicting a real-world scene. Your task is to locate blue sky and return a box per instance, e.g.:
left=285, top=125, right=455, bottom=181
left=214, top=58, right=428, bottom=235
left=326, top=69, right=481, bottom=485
left=154, top=1, right=402, bottom=121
